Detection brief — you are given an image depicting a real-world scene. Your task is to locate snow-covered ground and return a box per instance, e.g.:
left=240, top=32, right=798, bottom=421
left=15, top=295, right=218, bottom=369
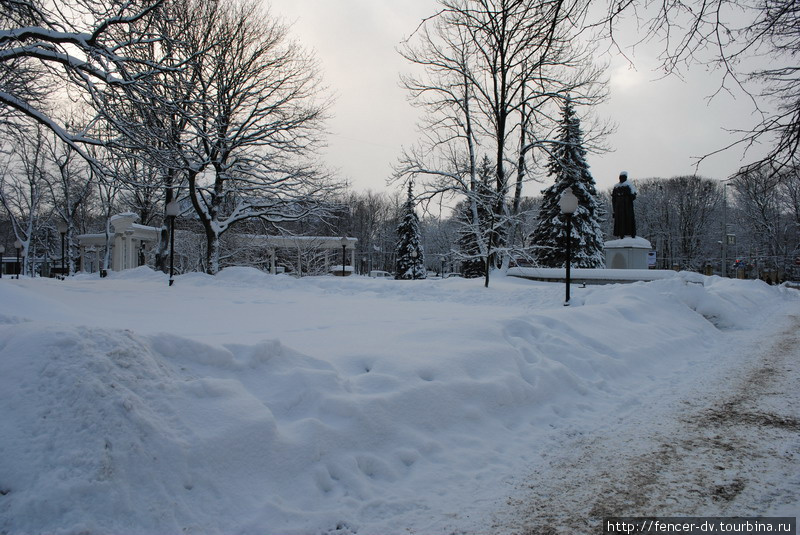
left=0, top=268, right=797, bottom=534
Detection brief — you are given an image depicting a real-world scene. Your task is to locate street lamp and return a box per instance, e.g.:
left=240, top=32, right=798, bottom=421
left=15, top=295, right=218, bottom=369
left=558, top=187, right=579, bottom=306
left=56, top=220, right=68, bottom=278
left=340, top=237, right=348, bottom=277
left=0, top=244, right=4, bottom=278
left=166, top=200, right=180, bottom=286
left=410, top=250, right=418, bottom=280
left=14, top=239, right=22, bottom=279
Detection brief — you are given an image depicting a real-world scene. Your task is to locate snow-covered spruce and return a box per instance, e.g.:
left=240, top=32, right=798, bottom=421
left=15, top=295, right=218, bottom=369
left=529, top=96, right=605, bottom=268
left=395, top=181, right=426, bottom=280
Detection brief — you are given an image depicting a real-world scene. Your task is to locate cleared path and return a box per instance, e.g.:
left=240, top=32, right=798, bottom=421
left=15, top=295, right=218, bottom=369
left=492, top=314, right=800, bottom=533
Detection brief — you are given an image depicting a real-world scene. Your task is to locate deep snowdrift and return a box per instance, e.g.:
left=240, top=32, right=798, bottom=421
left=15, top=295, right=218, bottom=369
left=0, top=269, right=796, bottom=534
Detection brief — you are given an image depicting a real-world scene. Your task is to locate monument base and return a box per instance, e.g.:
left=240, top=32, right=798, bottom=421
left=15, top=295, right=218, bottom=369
left=605, top=237, right=652, bottom=269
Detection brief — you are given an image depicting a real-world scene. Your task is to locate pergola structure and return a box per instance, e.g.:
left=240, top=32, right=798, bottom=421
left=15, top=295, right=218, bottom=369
left=77, top=213, right=160, bottom=273
left=257, top=235, right=358, bottom=275
left=77, top=223, right=357, bottom=275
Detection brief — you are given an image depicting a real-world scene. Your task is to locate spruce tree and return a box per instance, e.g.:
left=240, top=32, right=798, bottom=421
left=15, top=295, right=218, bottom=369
left=395, top=182, right=427, bottom=279
left=456, top=199, right=486, bottom=278
left=456, top=156, right=494, bottom=278
left=530, top=96, right=605, bottom=268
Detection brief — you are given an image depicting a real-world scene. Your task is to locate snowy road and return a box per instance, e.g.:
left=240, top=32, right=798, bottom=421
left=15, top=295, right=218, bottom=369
left=493, top=313, right=800, bottom=533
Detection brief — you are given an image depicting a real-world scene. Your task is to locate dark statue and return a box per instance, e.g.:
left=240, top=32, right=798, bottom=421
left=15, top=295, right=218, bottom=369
left=612, top=171, right=636, bottom=238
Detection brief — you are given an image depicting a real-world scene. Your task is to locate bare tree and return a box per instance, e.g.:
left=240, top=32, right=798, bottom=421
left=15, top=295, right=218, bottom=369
left=0, top=125, right=48, bottom=275
left=85, top=143, right=123, bottom=272
left=0, top=0, right=167, bottom=159
left=398, top=0, right=606, bottom=286
left=635, top=176, right=722, bottom=270
left=115, top=158, right=162, bottom=227
left=600, top=0, right=800, bottom=170
left=106, top=0, right=336, bottom=274
left=183, top=0, right=334, bottom=274
left=781, top=164, right=800, bottom=238
left=335, top=189, right=399, bottom=274
left=779, top=165, right=800, bottom=274
left=730, top=162, right=796, bottom=274
left=44, top=125, right=94, bottom=275
left=97, top=0, right=218, bottom=271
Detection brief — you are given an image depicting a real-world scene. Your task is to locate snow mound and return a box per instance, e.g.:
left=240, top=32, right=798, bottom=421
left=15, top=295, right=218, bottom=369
left=0, top=272, right=796, bottom=534
left=104, top=265, right=168, bottom=282
left=0, top=323, right=347, bottom=534
left=668, top=275, right=786, bottom=330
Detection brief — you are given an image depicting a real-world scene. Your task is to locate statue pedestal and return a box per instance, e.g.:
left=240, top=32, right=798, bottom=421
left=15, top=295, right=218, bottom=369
left=605, top=237, right=652, bottom=269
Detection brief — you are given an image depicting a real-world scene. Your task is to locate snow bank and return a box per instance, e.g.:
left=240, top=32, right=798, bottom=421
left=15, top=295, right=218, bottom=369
left=0, top=270, right=796, bottom=534
left=509, top=265, right=683, bottom=282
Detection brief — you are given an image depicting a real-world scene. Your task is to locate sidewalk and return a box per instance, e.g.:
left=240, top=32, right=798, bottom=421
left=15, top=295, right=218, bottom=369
left=492, top=313, right=800, bottom=533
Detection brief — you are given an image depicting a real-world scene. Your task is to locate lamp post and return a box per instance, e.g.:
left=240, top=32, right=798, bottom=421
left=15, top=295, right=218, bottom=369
left=56, top=220, right=68, bottom=278
left=410, top=250, right=418, bottom=280
left=166, top=200, right=180, bottom=286
left=558, top=187, right=579, bottom=306
left=0, top=244, right=4, bottom=278
left=14, top=239, right=22, bottom=279
left=340, top=237, right=348, bottom=276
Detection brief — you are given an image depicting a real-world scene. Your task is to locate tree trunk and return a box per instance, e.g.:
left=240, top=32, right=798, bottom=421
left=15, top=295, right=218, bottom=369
left=503, top=97, right=529, bottom=272
left=207, top=231, right=220, bottom=275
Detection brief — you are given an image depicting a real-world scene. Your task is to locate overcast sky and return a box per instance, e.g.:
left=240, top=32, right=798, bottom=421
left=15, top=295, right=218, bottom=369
left=268, top=0, right=766, bottom=195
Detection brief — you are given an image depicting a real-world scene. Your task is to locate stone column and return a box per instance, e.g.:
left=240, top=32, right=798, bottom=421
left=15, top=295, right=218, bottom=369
left=125, top=231, right=135, bottom=269
left=112, top=234, right=122, bottom=271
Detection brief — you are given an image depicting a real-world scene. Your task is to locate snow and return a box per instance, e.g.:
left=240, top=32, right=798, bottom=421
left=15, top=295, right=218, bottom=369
left=605, top=236, right=653, bottom=249
left=0, top=268, right=797, bottom=534
left=614, top=180, right=637, bottom=194
left=108, top=212, right=139, bottom=223
left=508, top=266, right=684, bottom=282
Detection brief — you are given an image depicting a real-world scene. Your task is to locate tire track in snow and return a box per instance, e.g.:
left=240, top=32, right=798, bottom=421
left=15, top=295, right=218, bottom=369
left=493, top=314, right=800, bottom=534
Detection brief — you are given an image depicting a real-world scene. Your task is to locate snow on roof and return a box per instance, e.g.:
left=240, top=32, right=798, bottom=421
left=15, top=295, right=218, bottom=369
left=109, top=212, right=138, bottom=223
left=75, top=233, right=108, bottom=246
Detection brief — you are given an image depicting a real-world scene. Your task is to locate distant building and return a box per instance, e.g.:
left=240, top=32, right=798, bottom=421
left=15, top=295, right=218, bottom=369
left=77, top=213, right=159, bottom=272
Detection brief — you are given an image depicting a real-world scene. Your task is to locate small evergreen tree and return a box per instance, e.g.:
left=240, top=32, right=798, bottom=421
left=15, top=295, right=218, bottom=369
left=530, top=96, right=605, bottom=268
left=455, top=156, right=494, bottom=278
left=395, top=182, right=426, bottom=279
left=456, top=200, right=485, bottom=278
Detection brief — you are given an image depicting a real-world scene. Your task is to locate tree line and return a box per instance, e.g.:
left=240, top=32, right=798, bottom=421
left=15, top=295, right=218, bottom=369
left=295, top=164, right=800, bottom=280
left=1, top=0, right=798, bottom=281
left=606, top=168, right=800, bottom=278
left=1, top=0, right=334, bottom=276
left=392, top=0, right=800, bottom=285
left=1, top=125, right=799, bottom=280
